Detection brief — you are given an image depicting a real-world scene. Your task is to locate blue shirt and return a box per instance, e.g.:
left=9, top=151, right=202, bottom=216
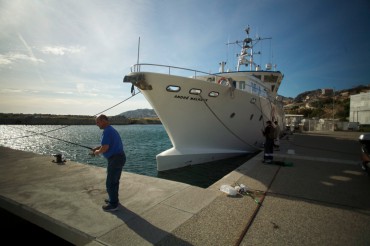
left=101, top=125, right=124, bottom=159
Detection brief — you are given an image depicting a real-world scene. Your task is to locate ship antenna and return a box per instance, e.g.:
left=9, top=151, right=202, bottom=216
left=236, top=25, right=253, bottom=71
left=137, top=36, right=140, bottom=65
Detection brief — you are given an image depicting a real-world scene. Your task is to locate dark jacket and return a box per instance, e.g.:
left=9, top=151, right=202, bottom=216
left=263, top=124, right=275, bottom=140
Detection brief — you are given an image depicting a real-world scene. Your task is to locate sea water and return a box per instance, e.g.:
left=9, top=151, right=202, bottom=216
left=0, top=124, right=253, bottom=187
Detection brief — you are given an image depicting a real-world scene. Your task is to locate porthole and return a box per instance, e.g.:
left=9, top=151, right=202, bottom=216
left=166, top=85, right=181, bottom=92
left=189, top=88, right=201, bottom=95
left=230, top=113, right=235, bottom=118
left=208, top=91, right=219, bottom=97
left=250, top=114, right=254, bottom=120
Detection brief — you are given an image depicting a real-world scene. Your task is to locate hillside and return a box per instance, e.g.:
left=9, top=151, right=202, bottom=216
left=118, top=108, right=157, bottom=118
left=283, top=85, right=370, bottom=120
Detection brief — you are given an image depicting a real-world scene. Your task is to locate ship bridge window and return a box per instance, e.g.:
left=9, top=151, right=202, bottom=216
left=264, top=75, right=278, bottom=83
left=252, top=75, right=261, bottom=80
left=189, top=88, right=201, bottom=95
left=166, top=85, right=181, bottom=92
left=208, top=91, right=219, bottom=97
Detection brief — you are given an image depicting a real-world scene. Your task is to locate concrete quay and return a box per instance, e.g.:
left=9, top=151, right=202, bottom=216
left=0, top=131, right=369, bottom=245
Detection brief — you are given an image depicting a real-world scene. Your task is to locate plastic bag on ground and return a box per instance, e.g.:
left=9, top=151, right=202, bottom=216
left=220, top=184, right=237, bottom=196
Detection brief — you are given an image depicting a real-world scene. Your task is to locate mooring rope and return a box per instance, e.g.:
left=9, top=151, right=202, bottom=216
left=234, top=165, right=282, bottom=246
left=93, top=91, right=141, bottom=116
left=198, top=92, right=262, bottom=151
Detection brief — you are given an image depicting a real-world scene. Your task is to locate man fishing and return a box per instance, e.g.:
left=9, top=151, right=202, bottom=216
left=93, top=114, right=126, bottom=212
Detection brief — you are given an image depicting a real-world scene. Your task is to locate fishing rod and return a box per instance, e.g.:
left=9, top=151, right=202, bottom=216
left=40, top=133, right=94, bottom=150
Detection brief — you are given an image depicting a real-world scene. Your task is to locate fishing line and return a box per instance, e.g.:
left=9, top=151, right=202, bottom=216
left=1, top=92, right=142, bottom=150
left=0, top=125, right=70, bottom=141
left=7, top=126, right=93, bottom=150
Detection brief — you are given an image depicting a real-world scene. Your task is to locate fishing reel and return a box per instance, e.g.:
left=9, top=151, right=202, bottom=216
left=89, top=150, right=98, bottom=157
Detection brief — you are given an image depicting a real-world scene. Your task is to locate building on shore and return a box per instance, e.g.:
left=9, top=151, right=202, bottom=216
left=350, top=92, right=370, bottom=125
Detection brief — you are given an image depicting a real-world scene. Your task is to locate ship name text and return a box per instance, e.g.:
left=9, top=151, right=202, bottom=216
left=174, top=95, right=208, bottom=102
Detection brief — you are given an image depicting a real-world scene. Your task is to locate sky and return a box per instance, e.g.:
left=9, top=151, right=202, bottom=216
left=0, top=0, right=369, bottom=116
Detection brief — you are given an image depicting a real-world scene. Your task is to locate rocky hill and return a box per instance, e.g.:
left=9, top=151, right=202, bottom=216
left=118, top=108, right=157, bottom=118
left=116, top=108, right=160, bottom=124
left=283, top=85, right=370, bottom=120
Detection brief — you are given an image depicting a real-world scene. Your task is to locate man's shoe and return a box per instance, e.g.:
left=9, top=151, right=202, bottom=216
left=102, top=203, right=118, bottom=212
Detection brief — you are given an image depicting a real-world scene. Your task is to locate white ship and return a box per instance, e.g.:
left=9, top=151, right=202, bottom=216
left=124, top=26, right=284, bottom=171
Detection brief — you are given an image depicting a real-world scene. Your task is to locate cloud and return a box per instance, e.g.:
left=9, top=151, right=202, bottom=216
left=0, top=88, right=24, bottom=93
left=0, top=52, right=45, bottom=66
left=40, top=46, right=85, bottom=56
left=0, top=55, right=12, bottom=65
left=0, top=88, right=41, bottom=95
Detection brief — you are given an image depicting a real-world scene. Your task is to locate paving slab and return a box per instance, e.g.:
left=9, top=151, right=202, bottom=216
left=0, top=146, right=216, bottom=245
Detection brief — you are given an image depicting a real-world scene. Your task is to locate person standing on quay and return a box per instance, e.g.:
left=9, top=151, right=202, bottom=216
left=262, top=120, right=275, bottom=163
left=93, top=114, right=126, bottom=212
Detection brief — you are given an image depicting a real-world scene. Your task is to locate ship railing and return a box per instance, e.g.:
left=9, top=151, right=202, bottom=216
left=130, top=63, right=278, bottom=103
left=130, top=63, right=223, bottom=80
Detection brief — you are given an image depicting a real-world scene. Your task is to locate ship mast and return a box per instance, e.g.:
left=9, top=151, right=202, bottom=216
left=230, top=25, right=272, bottom=72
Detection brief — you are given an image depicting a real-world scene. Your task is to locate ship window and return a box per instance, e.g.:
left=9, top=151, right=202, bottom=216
left=264, top=75, right=278, bottom=83
left=189, top=88, right=201, bottom=95
left=166, top=85, right=180, bottom=92
left=208, top=91, right=219, bottom=97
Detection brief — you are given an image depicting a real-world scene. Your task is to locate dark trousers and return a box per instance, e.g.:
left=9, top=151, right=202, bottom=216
left=264, top=138, right=274, bottom=161
left=106, top=153, right=126, bottom=206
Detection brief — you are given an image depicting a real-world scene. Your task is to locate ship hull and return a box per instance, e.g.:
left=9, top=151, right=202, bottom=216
left=126, top=71, right=284, bottom=171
